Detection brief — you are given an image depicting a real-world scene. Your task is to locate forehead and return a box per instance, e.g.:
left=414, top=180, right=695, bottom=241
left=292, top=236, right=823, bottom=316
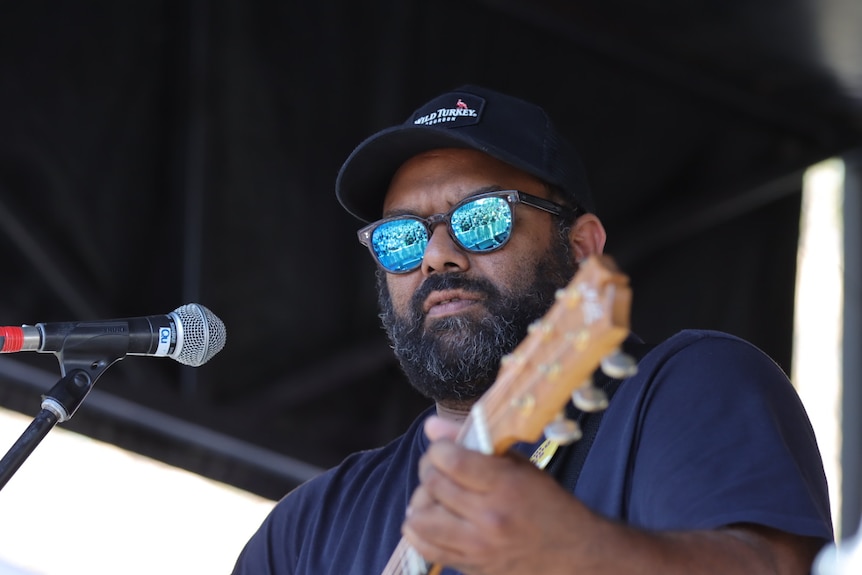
left=382, top=148, right=547, bottom=216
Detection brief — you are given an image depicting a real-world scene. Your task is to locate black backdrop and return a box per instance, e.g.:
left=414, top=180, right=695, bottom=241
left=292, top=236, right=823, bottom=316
left=1, top=0, right=860, bottom=500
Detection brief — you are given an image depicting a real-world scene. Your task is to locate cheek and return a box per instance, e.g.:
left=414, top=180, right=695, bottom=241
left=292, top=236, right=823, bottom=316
left=474, top=252, right=532, bottom=295
left=386, top=274, right=420, bottom=314
left=521, top=221, right=555, bottom=249
left=483, top=226, right=562, bottom=294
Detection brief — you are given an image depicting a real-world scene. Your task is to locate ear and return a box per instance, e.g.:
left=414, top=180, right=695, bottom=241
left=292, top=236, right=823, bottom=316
left=567, top=214, right=607, bottom=261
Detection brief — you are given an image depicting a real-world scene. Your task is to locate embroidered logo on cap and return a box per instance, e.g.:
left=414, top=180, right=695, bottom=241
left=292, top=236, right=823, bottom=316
left=412, top=93, right=485, bottom=128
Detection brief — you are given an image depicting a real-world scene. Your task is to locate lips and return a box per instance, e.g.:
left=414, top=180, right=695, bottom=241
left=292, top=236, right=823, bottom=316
left=423, top=289, right=484, bottom=317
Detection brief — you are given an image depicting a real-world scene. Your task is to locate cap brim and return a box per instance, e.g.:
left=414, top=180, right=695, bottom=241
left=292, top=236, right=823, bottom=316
left=335, top=126, right=496, bottom=223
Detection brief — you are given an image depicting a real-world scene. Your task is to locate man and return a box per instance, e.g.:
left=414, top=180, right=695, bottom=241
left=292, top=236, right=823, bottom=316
left=232, top=85, right=832, bottom=574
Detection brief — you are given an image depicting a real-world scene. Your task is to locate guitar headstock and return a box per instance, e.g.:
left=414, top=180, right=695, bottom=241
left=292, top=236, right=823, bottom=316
left=475, top=254, right=632, bottom=453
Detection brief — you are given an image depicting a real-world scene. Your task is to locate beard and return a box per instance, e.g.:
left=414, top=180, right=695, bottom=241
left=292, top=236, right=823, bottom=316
left=376, top=236, right=577, bottom=407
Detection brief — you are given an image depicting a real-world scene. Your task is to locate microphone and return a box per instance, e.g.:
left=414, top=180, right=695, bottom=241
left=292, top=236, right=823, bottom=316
left=0, top=303, right=226, bottom=367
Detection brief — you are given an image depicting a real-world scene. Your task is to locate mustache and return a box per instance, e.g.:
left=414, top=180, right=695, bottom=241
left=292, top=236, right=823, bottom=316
left=409, top=273, right=501, bottom=318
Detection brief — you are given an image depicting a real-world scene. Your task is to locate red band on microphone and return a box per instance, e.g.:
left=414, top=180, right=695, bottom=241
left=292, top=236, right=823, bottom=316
left=0, top=327, right=24, bottom=352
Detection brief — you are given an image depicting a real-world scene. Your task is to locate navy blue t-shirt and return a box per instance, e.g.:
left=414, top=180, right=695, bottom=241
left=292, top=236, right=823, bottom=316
left=232, top=330, right=833, bottom=574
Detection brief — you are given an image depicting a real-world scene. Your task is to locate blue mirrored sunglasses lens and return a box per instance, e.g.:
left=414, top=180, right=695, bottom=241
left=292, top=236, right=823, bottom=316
left=371, top=218, right=428, bottom=272
left=451, top=197, right=513, bottom=251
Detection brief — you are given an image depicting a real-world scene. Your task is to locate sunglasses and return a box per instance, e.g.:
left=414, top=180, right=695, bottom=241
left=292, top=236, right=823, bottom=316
left=358, top=190, right=580, bottom=274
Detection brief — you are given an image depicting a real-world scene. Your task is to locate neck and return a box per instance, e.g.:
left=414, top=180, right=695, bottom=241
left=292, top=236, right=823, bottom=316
left=434, top=400, right=474, bottom=424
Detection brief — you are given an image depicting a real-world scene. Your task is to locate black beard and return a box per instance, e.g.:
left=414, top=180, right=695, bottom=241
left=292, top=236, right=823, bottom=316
left=376, top=239, right=577, bottom=407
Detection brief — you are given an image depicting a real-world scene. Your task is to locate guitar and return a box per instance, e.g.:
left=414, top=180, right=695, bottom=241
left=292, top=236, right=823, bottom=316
left=381, top=254, right=634, bottom=575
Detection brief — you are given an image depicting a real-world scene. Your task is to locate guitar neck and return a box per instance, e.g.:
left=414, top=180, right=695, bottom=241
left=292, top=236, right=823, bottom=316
left=380, top=413, right=488, bottom=575
left=381, top=537, right=436, bottom=575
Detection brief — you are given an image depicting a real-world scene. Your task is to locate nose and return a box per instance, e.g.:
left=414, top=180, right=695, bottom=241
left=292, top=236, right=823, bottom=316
left=421, top=224, right=470, bottom=276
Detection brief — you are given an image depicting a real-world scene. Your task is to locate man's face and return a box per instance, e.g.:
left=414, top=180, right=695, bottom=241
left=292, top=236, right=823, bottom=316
left=375, top=148, right=578, bottom=409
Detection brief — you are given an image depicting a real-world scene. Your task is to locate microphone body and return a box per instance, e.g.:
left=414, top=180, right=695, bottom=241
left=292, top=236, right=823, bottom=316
left=0, top=304, right=226, bottom=367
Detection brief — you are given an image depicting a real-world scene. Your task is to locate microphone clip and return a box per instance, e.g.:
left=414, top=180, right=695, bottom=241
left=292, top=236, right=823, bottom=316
left=43, top=327, right=130, bottom=421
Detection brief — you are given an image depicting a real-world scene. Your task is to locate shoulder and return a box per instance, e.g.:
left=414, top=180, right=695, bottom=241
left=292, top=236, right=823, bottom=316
left=643, top=328, right=781, bottom=365
left=591, top=330, right=832, bottom=538
left=617, top=329, right=808, bottom=434
left=636, top=329, right=792, bottom=394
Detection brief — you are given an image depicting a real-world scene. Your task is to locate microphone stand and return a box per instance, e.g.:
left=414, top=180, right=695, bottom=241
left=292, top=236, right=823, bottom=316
left=0, top=332, right=128, bottom=490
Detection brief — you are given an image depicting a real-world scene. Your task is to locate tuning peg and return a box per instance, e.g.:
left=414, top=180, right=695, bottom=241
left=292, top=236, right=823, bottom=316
left=500, top=351, right=524, bottom=369
left=555, top=286, right=581, bottom=307
left=527, top=319, right=554, bottom=341
left=572, top=385, right=609, bottom=412
left=600, top=349, right=639, bottom=379
left=544, top=413, right=582, bottom=444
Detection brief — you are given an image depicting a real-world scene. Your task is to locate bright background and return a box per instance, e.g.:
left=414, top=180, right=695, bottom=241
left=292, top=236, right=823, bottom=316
left=0, top=407, right=274, bottom=575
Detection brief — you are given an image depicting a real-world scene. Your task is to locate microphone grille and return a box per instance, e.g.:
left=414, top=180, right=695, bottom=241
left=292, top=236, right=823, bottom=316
left=171, top=303, right=227, bottom=367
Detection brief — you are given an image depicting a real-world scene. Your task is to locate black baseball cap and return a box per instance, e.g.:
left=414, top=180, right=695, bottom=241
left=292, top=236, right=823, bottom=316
left=335, top=84, right=595, bottom=223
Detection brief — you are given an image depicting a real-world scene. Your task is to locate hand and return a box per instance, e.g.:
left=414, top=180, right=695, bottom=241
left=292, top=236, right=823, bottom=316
left=403, top=417, right=823, bottom=575
left=402, top=416, right=600, bottom=575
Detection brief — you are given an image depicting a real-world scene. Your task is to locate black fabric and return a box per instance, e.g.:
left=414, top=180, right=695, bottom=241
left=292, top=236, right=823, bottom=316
left=231, top=330, right=833, bottom=575
left=545, top=341, right=655, bottom=491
